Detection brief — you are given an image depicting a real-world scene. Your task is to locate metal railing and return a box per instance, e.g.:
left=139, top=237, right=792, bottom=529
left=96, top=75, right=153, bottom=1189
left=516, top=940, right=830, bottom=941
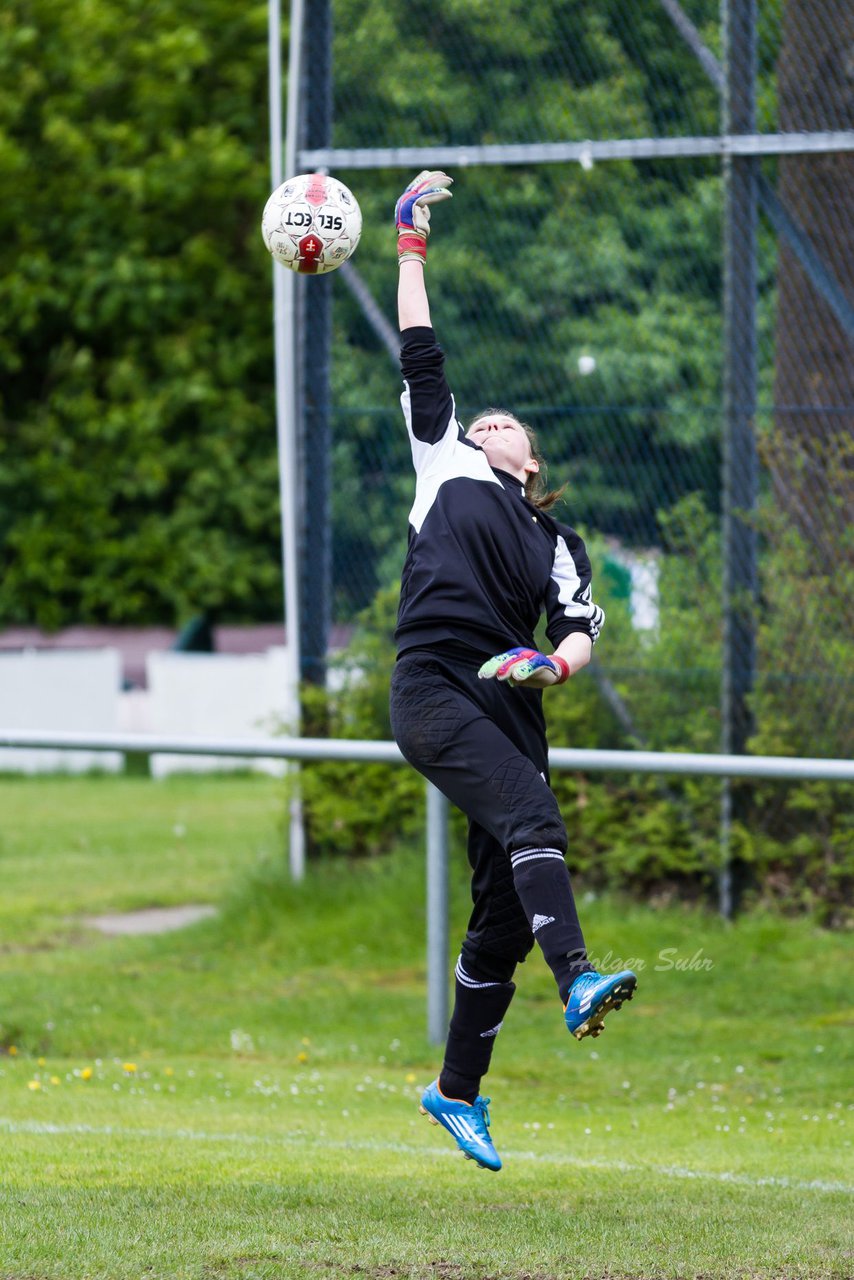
left=2, top=729, right=851, bottom=1043
left=3, top=730, right=853, bottom=777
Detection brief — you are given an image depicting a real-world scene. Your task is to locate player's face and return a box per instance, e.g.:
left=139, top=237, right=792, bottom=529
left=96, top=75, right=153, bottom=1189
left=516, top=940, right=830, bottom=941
left=467, top=414, right=539, bottom=481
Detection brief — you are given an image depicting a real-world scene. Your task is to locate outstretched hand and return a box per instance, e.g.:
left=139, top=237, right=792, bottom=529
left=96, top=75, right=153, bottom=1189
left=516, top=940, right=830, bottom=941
left=395, top=170, right=453, bottom=264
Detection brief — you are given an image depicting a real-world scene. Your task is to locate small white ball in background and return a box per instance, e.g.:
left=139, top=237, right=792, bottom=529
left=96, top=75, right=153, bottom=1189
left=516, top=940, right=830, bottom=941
left=578, top=354, right=597, bottom=376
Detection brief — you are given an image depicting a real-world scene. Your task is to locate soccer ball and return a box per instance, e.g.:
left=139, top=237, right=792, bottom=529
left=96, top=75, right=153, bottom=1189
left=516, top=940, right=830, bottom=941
left=261, top=173, right=362, bottom=275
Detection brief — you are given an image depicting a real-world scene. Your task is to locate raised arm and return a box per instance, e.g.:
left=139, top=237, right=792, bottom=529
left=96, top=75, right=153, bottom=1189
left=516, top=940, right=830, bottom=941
left=399, top=260, right=431, bottom=331
left=394, top=170, right=453, bottom=332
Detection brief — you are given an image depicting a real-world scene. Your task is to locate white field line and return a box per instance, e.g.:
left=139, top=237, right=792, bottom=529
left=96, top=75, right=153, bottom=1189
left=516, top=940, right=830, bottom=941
left=1, top=1116, right=851, bottom=1196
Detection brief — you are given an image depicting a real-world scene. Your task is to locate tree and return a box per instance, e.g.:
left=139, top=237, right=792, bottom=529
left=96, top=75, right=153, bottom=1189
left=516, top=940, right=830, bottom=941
left=0, top=0, right=732, bottom=626
left=0, top=1, right=280, bottom=628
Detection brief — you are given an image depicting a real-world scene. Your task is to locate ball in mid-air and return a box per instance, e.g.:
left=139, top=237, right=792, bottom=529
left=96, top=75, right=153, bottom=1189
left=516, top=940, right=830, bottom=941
left=261, top=173, right=362, bottom=275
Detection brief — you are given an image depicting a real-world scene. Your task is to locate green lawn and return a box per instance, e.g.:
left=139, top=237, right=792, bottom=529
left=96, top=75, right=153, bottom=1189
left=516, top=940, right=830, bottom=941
left=0, top=774, right=851, bottom=1280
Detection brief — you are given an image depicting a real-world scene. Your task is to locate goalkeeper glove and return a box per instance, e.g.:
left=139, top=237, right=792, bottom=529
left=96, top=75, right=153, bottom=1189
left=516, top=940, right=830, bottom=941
left=478, top=647, right=570, bottom=686
left=395, top=170, right=453, bottom=264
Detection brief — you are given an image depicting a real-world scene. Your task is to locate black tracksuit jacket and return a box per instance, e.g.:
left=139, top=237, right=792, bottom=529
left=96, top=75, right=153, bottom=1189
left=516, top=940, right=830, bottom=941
left=394, top=326, right=604, bottom=659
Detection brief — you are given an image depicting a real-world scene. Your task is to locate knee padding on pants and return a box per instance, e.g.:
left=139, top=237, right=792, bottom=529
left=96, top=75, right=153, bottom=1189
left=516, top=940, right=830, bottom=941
left=487, top=754, right=567, bottom=853
left=460, top=938, right=534, bottom=984
left=390, top=664, right=463, bottom=767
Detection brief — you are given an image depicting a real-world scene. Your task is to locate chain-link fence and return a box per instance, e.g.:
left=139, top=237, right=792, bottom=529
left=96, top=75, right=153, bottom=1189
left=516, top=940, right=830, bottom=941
left=296, top=0, right=853, bottom=766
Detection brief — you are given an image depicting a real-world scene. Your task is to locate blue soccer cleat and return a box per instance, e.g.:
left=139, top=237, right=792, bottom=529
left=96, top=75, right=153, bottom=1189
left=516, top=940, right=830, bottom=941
left=564, top=969, right=638, bottom=1041
left=419, top=1079, right=502, bottom=1171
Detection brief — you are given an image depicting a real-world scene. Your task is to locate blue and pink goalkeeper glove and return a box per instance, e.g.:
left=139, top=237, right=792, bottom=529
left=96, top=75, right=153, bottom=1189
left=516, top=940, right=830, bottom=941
left=395, top=170, right=453, bottom=264
left=478, top=647, right=571, bottom=686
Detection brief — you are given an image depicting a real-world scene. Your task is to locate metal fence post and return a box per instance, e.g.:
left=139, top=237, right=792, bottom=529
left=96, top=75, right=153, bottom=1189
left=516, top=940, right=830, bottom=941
left=300, top=0, right=333, bottom=687
left=426, top=782, right=450, bottom=1046
left=720, top=0, right=759, bottom=918
left=270, top=0, right=306, bottom=881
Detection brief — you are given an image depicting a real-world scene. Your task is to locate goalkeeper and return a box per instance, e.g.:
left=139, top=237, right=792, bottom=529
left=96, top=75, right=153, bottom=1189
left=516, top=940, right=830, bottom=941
left=389, top=172, right=638, bottom=1173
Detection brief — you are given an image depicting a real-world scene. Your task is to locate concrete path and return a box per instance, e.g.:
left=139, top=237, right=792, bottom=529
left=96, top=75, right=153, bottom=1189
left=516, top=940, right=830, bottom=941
left=82, top=905, right=217, bottom=935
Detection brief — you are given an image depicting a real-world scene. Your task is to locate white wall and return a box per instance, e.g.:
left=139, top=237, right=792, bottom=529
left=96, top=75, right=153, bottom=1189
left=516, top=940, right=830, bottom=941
left=0, top=649, right=123, bottom=774
left=146, top=646, right=297, bottom=777
left=0, top=646, right=301, bottom=775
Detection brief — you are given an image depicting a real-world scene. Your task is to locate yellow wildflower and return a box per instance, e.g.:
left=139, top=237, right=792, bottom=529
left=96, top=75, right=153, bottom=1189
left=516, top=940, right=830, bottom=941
left=122, top=1062, right=137, bottom=1075
left=296, top=1051, right=309, bottom=1064
left=81, top=1067, right=93, bottom=1081
left=50, top=1076, right=61, bottom=1086
left=8, top=1046, right=18, bottom=1057
left=27, top=1080, right=41, bottom=1091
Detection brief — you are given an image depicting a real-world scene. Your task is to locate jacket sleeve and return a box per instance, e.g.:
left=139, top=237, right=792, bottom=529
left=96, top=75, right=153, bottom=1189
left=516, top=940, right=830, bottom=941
left=399, top=325, right=462, bottom=474
left=544, top=525, right=606, bottom=648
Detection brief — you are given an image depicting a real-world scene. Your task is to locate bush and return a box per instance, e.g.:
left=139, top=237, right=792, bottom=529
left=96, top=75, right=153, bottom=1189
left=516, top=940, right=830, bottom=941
left=287, top=499, right=851, bottom=923
left=289, top=587, right=423, bottom=859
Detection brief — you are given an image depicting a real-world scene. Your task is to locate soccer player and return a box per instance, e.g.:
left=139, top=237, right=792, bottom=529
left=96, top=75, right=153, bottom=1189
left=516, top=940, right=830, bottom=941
left=389, top=172, right=638, bottom=1172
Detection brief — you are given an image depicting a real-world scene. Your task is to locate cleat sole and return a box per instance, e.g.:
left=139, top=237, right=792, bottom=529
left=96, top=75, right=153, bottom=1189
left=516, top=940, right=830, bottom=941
left=570, top=976, right=639, bottom=1040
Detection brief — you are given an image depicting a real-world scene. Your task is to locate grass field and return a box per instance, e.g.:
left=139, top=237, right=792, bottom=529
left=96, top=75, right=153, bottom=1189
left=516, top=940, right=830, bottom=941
left=0, top=773, right=851, bottom=1280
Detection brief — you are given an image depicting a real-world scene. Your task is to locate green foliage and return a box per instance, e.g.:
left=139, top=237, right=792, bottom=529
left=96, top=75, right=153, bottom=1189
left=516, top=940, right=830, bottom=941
left=0, top=0, right=736, bottom=627
left=330, top=156, right=726, bottom=592
left=0, top=0, right=279, bottom=627
left=0, top=4, right=845, bottom=918
left=296, top=501, right=851, bottom=921
left=734, top=449, right=854, bottom=927
left=543, top=511, right=723, bottom=900
left=293, top=587, right=424, bottom=858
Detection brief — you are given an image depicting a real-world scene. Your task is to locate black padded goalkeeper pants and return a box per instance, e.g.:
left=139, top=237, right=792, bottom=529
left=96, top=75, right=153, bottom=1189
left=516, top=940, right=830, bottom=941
left=390, top=644, right=590, bottom=989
